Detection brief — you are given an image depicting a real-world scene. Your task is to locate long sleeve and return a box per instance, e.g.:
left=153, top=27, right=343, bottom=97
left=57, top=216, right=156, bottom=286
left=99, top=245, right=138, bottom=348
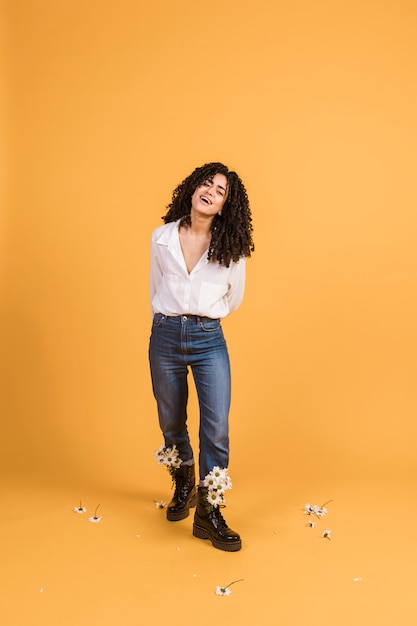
left=226, top=258, right=246, bottom=314
left=150, top=238, right=163, bottom=308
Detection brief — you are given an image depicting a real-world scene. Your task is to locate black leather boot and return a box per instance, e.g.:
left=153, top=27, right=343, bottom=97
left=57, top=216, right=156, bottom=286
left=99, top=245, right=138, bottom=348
left=193, top=487, right=242, bottom=551
left=166, top=463, right=197, bottom=521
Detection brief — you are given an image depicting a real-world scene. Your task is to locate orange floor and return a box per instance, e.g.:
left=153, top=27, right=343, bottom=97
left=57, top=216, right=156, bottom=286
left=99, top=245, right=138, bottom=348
left=2, top=471, right=416, bottom=625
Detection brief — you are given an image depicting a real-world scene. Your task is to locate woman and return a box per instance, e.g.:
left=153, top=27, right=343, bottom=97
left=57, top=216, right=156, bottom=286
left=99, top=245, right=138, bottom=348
left=149, top=162, right=254, bottom=551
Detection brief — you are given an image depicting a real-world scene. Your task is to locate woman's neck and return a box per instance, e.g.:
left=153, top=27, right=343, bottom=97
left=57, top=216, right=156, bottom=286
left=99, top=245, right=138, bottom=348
left=186, top=212, right=213, bottom=237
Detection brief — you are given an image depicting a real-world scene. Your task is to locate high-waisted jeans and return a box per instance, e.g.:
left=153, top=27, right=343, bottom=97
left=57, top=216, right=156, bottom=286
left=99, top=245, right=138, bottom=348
left=149, top=313, right=231, bottom=481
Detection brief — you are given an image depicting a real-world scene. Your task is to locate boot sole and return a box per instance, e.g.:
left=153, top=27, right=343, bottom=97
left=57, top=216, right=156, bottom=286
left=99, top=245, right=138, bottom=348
left=166, top=493, right=197, bottom=521
left=192, top=523, right=242, bottom=552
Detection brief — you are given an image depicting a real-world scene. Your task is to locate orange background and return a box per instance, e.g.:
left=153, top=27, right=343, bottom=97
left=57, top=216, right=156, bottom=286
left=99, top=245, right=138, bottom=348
left=1, top=1, right=417, bottom=624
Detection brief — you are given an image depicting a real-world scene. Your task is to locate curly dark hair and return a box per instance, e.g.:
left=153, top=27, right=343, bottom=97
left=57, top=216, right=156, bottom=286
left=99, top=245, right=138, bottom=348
left=162, top=162, right=254, bottom=268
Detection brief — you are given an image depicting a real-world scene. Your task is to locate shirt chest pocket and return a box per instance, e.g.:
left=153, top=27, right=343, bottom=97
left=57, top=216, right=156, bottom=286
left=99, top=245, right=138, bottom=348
left=198, top=281, right=229, bottom=317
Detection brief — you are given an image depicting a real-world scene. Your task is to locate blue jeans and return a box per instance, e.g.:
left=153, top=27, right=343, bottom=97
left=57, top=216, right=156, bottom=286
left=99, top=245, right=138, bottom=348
left=149, top=314, right=231, bottom=481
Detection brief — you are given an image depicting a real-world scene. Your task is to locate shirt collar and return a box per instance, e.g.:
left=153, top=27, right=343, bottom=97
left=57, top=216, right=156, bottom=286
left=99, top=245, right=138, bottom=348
left=156, top=220, right=209, bottom=274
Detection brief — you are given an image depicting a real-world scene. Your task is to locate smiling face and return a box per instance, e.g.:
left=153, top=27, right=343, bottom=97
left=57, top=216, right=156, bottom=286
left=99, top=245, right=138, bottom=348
left=190, top=173, right=228, bottom=219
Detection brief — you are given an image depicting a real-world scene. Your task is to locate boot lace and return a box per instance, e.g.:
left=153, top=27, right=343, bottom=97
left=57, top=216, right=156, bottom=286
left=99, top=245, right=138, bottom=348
left=172, top=471, right=192, bottom=502
left=211, top=505, right=228, bottom=531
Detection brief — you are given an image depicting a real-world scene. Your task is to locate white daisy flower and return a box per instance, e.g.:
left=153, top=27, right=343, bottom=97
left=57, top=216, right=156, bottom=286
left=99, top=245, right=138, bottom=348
left=203, top=467, right=233, bottom=508
left=204, top=467, right=226, bottom=486
left=203, top=466, right=232, bottom=506
left=321, top=529, right=332, bottom=540
left=314, top=506, right=327, bottom=518
left=216, top=586, right=231, bottom=596
left=306, top=520, right=316, bottom=528
left=74, top=502, right=87, bottom=514
left=203, top=475, right=217, bottom=489
left=215, top=579, right=244, bottom=596
left=88, top=504, right=102, bottom=523
left=207, top=490, right=223, bottom=508
left=154, top=500, right=167, bottom=509
left=303, top=501, right=331, bottom=518
left=154, top=445, right=182, bottom=477
left=211, top=466, right=228, bottom=482
left=154, top=445, right=167, bottom=463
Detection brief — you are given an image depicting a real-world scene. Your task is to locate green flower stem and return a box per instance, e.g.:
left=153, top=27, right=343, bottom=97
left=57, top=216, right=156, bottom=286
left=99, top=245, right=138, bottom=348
left=223, top=579, right=244, bottom=590
left=321, top=500, right=333, bottom=507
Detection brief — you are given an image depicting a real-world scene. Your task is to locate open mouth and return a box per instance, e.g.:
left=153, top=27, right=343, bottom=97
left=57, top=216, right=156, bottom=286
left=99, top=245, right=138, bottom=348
left=200, top=195, right=212, bottom=205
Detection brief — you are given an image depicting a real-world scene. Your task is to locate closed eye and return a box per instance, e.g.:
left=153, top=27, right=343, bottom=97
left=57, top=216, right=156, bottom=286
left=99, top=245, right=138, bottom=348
left=201, top=179, right=226, bottom=196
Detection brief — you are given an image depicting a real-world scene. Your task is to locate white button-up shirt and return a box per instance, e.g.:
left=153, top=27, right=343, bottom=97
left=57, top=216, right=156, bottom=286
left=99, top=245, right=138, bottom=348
left=150, top=220, right=246, bottom=319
